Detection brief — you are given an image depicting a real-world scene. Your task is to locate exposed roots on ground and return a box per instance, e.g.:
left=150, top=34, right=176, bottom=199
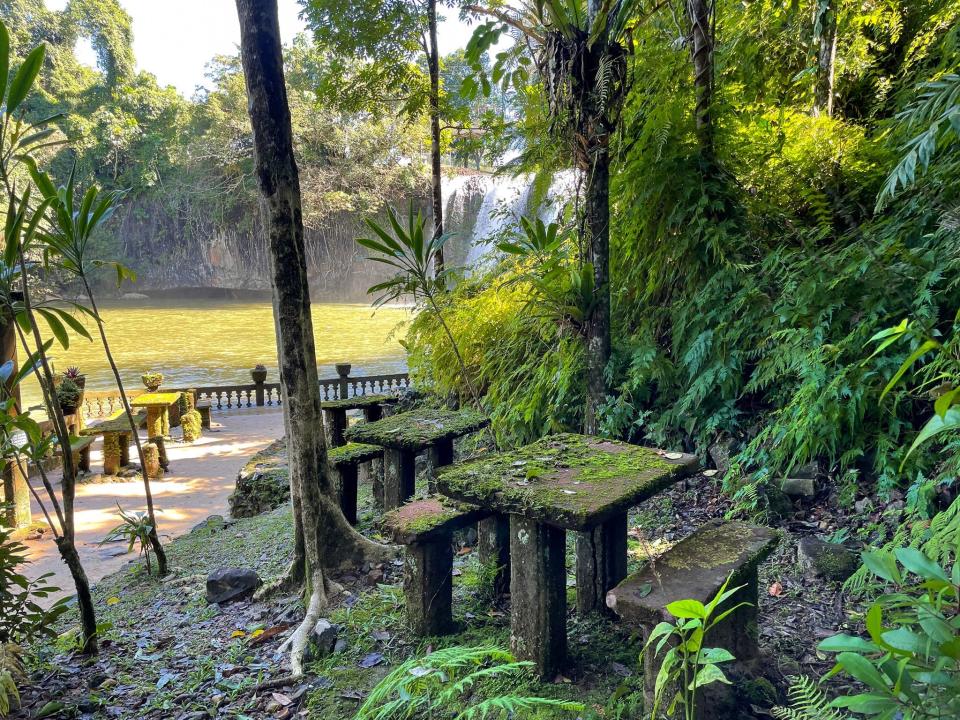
left=255, top=557, right=306, bottom=601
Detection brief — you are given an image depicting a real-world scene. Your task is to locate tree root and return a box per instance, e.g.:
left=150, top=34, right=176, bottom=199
left=285, top=569, right=327, bottom=678
left=255, top=558, right=306, bottom=601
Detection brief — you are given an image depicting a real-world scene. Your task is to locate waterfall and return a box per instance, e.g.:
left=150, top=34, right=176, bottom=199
left=440, top=169, right=580, bottom=270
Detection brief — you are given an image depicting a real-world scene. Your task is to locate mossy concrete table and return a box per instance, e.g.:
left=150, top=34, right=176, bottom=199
left=132, top=392, right=183, bottom=470
left=344, top=408, right=489, bottom=510
left=435, top=433, right=698, bottom=678
left=321, top=394, right=397, bottom=448
left=79, top=409, right=147, bottom=475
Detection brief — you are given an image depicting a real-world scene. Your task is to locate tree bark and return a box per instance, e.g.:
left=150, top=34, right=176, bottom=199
left=1, top=307, right=29, bottom=528
left=235, top=0, right=392, bottom=674
left=813, top=0, right=838, bottom=117
left=686, top=0, right=715, bottom=156
left=427, top=0, right=444, bottom=274
left=583, top=147, right=611, bottom=435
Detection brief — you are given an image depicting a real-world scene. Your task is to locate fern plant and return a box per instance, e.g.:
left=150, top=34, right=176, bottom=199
left=353, top=645, right=583, bottom=720
left=772, top=676, right=848, bottom=720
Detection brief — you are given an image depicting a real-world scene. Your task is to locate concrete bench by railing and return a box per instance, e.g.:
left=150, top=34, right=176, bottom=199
left=80, top=364, right=411, bottom=419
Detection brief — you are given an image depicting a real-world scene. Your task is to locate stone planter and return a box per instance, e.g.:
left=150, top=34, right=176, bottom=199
left=142, top=373, right=164, bottom=392
left=335, top=363, right=351, bottom=377
left=250, top=369, right=268, bottom=384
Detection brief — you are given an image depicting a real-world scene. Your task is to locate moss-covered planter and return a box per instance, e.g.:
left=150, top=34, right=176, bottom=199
left=229, top=439, right=289, bottom=518
left=181, top=410, right=202, bottom=443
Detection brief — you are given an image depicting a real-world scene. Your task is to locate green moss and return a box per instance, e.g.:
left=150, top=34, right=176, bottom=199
left=80, top=409, right=146, bottom=436
left=321, top=394, right=393, bottom=411
left=102, top=432, right=121, bottom=458
left=181, top=409, right=202, bottom=443
left=382, top=496, right=483, bottom=540
left=132, top=392, right=183, bottom=407
left=345, top=407, right=489, bottom=451
left=660, top=522, right=759, bottom=570
left=436, top=433, right=694, bottom=530
left=229, top=439, right=290, bottom=518
left=327, top=442, right=382, bottom=468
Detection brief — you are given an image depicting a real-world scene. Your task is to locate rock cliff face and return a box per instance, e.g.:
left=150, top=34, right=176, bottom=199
left=112, top=171, right=573, bottom=297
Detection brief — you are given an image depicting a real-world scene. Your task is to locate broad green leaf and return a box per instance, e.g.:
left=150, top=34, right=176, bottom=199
left=688, top=663, right=730, bottom=690
left=665, top=599, right=706, bottom=619
left=836, top=652, right=892, bottom=694
left=861, top=550, right=902, bottom=584
left=0, top=21, right=9, bottom=108
left=7, top=44, right=45, bottom=114
left=818, top=633, right=880, bottom=654
left=894, top=547, right=948, bottom=582
left=902, top=407, right=960, bottom=467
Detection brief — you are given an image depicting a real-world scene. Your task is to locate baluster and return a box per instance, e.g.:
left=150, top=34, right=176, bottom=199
left=216, top=391, right=224, bottom=410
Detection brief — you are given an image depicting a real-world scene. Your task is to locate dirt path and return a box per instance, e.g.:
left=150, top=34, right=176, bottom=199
left=22, top=408, right=285, bottom=602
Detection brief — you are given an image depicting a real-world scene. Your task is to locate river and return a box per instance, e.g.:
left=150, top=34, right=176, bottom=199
left=21, top=299, right=411, bottom=410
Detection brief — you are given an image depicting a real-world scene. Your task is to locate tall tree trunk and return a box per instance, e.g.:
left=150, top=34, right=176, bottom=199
left=686, top=0, right=715, bottom=156
left=235, top=0, right=391, bottom=677
left=1, top=306, right=29, bottom=529
left=427, top=0, right=444, bottom=274
left=813, top=0, right=838, bottom=117
left=583, top=147, right=611, bottom=436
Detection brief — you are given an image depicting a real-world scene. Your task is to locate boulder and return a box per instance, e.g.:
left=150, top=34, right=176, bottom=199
left=781, top=477, right=815, bottom=498
left=797, top=537, right=857, bottom=581
left=305, top=619, right=338, bottom=662
left=229, top=438, right=289, bottom=518
left=206, top=568, right=260, bottom=604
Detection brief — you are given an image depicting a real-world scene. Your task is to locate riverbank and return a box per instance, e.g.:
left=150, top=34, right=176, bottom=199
left=22, top=408, right=285, bottom=604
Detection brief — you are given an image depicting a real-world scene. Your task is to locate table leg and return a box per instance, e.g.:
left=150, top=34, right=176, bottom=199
left=509, top=514, right=566, bottom=678
left=576, top=512, right=628, bottom=615
left=404, top=537, right=454, bottom=635
left=119, top=433, right=130, bottom=467
left=161, top=408, right=170, bottom=437
left=145, top=407, right=163, bottom=438
left=150, top=435, right=169, bottom=471
left=479, top=515, right=510, bottom=601
left=362, top=406, right=383, bottom=423
left=383, top=448, right=416, bottom=510
left=102, top=432, right=121, bottom=475
left=323, top=408, right=348, bottom=448
left=426, top=437, right=454, bottom=493
left=336, top=465, right=359, bottom=525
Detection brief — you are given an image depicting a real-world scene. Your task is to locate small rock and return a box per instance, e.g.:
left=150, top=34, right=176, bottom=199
left=886, top=500, right=905, bottom=513
left=333, top=638, right=347, bottom=654
left=797, top=537, right=857, bottom=581
left=781, top=477, right=815, bottom=498
left=305, top=619, right=338, bottom=661
left=793, top=461, right=819, bottom=479
left=854, top=497, right=874, bottom=514
left=205, top=568, right=261, bottom=604
left=87, top=672, right=109, bottom=689
left=708, top=437, right=734, bottom=475
left=192, top=515, right=227, bottom=534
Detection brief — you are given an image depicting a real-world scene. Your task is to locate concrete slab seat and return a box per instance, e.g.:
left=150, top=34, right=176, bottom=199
left=606, top=520, right=778, bottom=715
left=195, top=401, right=211, bottom=429
left=345, top=408, right=489, bottom=510
left=80, top=409, right=147, bottom=475
left=382, top=497, right=491, bottom=635
left=321, top=394, right=396, bottom=448
left=70, top=436, right=95, bottom=473
left=435, top=433, right=699, bottom=677
left=327, top=442, right=383, bottom=525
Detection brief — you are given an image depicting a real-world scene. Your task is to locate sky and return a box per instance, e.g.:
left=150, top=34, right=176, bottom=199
left=46, top=0, right=479, bottom=96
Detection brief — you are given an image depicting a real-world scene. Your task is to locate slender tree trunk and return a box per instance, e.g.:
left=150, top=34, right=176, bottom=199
left=82, top=280, right=167, bottom=575
left=236, top=0, right=391, bottom=675
left=583, top=147, right=611, bottom=435
left=1, top=306, right=29, bottom=528
left=813, top=0, right=838, bottom=117
left=427, top=0, right=444, bottom=275
left=686, top=0, right=715, bottom=156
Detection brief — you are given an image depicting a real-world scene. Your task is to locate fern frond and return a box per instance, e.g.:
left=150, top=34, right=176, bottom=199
left=455, top=696, right=585, bottom=720
left=772, top=676, right=847, bottom=720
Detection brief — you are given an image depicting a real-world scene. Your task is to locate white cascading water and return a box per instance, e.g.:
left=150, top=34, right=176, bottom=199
left=440, top=169, right=580, bottom=270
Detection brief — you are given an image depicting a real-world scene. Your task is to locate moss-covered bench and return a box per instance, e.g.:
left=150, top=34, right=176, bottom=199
left=70, top=436, right=95, bottom=473
left=79, top=410, right=147, bottom=475
left=321, top=394, right=396, bottom=448
left=345, top=408, right=489, bottom=510
left=382, top=497, right=491, bottom=635
left=606, top=520, right=778, bottom=713
left=328, top=442, right=383, bottom=525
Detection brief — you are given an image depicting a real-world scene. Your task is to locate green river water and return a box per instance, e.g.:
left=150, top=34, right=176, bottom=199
left=21, top=300, right=411, bottom=410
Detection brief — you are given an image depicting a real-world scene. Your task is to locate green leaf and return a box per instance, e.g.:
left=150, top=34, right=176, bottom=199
left=688, top=664, right=730, bottom=690
left=818, top=633, right=881, bottom=654
left=902, top=406, right=960, bottom=467
left=7, top=44, right=45, bottom=114
left=0, top=21, right=9, bottom=108
left=697, top=647, right=735, bottom=664
left=861, top=550, right=902, bottom=584
left=665, top=599, right=706, bottom=619
left=835, top=652, right=892, bottom=694
left=894, top=547, right=948, bottom=582
left=880, top=339, right=940, bottom=400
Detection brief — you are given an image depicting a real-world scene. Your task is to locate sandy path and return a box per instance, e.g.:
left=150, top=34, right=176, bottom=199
left=22, top=408, right=285, bottom=602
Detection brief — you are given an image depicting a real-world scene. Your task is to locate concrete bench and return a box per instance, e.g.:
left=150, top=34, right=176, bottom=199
left=382, top=497, right=491, bottom=635
left=196, top=401, right=211, bottom=429
left=70, top=436, right=95, bottom=473
left=606, top=520, right=778, bottom=715
left=80, top=410, right=147, bottom=475
left=327, top=442, right=382, bottom=525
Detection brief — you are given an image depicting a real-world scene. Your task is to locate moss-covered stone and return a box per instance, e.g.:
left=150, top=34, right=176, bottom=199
left=229, top=438, right=289, bottom=518
left=436, top=433, right=698, bottom=530
left=382, top=496, right=488, bottom=543
left=132, top=392, right=183, bottom=408
left=344, top=408, right=489, bottom=452
left=327, top=442, right=382, bottom=468
left=181, top=409, right=202, bottom=443
left=80, top=410, right=146, bottom=436
left=321, top=394, right=394, bottom=411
